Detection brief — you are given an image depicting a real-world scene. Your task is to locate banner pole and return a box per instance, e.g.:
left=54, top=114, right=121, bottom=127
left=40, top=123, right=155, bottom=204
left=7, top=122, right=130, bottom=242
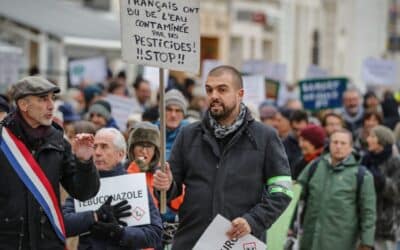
left=159, top=67, right=167, bottom=214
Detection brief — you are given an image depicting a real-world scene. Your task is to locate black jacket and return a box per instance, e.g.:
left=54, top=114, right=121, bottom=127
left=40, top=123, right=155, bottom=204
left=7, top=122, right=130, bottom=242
left=167, top=109, right=292, bottom=249
left=63, top=164, right=163, bottom=250
left=283, top=133, right=302, bottom=168
left=0, top=112, right=100, bottom=250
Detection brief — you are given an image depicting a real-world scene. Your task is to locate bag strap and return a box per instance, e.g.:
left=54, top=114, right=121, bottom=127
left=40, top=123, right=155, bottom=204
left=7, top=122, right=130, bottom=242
left=303, top=157, right=320, bottom=203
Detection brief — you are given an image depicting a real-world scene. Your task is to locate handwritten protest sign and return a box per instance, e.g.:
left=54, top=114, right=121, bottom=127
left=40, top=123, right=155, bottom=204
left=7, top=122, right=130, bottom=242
left=299, top=77, right=347, bottom=110
left=74, top=173, right=150, bottom=227
left=193, top=214, right=266, bottom=250
left=120, top=0, right=200, bottom=73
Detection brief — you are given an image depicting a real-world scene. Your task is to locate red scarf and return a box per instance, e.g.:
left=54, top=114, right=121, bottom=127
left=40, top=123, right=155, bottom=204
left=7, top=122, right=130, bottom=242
left=304, top=148, right=324, bottom=163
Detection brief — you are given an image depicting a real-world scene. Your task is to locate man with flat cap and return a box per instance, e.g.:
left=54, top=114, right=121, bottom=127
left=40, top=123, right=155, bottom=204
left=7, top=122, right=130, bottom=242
left=0, top=76, right=100, bottom=250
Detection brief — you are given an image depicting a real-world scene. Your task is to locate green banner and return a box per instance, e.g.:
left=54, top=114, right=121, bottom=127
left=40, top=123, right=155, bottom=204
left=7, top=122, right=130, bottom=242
left=266, top=184, right=302, bottom=250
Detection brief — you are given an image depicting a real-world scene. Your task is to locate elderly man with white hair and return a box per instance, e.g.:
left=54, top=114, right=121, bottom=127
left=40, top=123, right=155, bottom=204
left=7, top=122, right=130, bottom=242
left=63, top=128, right=162, bottom=250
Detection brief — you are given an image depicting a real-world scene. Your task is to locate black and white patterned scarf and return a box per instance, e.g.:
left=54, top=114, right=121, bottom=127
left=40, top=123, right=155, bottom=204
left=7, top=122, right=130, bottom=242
left=209, top=103, right=247, bottom=139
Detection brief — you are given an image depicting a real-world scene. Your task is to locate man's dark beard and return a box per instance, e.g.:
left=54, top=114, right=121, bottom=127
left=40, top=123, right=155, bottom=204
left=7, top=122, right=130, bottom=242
left=209, top=103, right=236, bottom=122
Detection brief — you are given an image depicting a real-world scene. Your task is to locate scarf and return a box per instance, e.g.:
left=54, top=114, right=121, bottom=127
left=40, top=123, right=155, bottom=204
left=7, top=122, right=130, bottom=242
left=13, top=111, right=53, bottom=151
left=304, top=148, right=324, bottom=163
left=361, top=144, right=393, bottom=168
left=341, top=105, right=364, bottom=124
left=209, top=103, right=246, bottom=139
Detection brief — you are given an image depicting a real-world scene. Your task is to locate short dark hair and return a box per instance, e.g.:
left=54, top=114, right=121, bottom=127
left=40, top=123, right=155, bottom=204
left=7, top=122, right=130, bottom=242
left=330, top=128, right=353, bottom=145
left=290, top=110, right=308, bottom=123
left=133, top=76, right=150, bottom=90
left=321, top=112, right=344, bottom=127
left=362, top=110, right=383, bottom=125
left=73, top=121, right=97, bottom=135
left=208, top=65, right=243, bottom=89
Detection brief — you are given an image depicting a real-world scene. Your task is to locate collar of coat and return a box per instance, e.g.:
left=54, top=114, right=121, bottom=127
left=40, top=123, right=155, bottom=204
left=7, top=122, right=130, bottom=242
left=200, top=106, right=259, bottom=151
left=323, top=153, right=358, bottom=170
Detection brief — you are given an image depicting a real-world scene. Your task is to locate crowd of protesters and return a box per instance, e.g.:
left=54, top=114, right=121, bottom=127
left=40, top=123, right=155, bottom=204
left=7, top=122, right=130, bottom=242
left=1, top=65, right=400, bottom=250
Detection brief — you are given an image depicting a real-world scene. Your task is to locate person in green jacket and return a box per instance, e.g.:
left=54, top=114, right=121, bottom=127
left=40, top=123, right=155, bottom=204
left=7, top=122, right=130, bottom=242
left=298, top=128, right=376, bottom=250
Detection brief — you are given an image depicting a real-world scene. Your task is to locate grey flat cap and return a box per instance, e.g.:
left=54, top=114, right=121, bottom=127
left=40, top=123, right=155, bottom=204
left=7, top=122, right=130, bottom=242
left=11, top=76, right=60, bottom=101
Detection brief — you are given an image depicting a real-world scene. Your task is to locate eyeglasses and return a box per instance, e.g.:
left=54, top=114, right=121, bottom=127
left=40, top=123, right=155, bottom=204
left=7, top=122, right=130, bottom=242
left=135, top=142, right=155, bottom=151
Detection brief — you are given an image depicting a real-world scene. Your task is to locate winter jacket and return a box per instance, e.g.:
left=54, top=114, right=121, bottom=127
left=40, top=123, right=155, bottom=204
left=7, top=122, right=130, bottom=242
left=106, top=117, right=120, bottom=130
left=127, top=162, right=184, bottom=212
left=298, top=153, right=376, bottom=250
left=363, top=150, right=400, bottom=240
left=167, top=109, right=292, bottom=249
left=283, top=133, right=302, bottom=168
left=63, top=164, right=163, bottom=250
left=156, top=119, right=189, bottom=160
left=0, top=112, right=100, bottom=250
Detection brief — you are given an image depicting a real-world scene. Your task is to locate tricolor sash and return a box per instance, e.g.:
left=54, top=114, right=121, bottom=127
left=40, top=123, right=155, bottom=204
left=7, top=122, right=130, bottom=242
left=0, top=127, right=66, bottom=242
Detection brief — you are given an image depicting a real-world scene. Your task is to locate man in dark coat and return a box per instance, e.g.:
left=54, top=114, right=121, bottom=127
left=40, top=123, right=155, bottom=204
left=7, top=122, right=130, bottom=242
left=154, top=65, right=292, bottom=249
left=0, top=76, right=100, bottom=250
left=63, top=128, right=163, bottom=249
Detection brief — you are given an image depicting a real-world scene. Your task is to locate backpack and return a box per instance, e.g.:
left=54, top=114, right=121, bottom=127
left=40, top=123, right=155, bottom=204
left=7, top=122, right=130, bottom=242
left=301, top=158, right=367, bottom=225
left=303, top=158, right=367, bottom=203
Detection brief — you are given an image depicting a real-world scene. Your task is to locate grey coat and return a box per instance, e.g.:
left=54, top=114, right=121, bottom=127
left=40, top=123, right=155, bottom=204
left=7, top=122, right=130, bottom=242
left=167, top=110, right=292, bottom=249
left=376, top=153, right=400, bottom=240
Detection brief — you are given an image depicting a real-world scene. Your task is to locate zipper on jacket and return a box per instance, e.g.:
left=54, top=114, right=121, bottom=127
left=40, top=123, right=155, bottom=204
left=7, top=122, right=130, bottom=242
left=39, top=207, right=46, bottom=239
left=18, top=216, right=24, bottom=250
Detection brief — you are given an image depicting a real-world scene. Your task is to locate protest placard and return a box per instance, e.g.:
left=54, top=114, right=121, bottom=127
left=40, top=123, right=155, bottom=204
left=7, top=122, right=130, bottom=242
left=0, top=51, right=21, bottom=93
left=299, top=77, right=348, bottom=110
left=68, top=57, right=107, bottom=86
left=104, top=94, right=143, bottom=130
left=265, top=78, right=280, bottom=103
left=362, top=57, right=397, bottom=86
left=202, top=59, right=223, bottom=85
left=243, top=75, right=266, bottom=109
left=120, top=0, right=200, bottom=73
left=242, top=59, right=287, bottom=83
left=74, top=173, right=150, bottom=227
left=193, top=214, right=266, bottom=250
left=242, top=59, right=269, bottom=75
left=306, top=64, right=329, bottom=79
left=142, top=66, right=169, bottom=91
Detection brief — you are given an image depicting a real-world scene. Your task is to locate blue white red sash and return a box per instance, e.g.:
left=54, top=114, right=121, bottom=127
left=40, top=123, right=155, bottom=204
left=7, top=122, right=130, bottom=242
left=0, top=127, right=66, bottom=242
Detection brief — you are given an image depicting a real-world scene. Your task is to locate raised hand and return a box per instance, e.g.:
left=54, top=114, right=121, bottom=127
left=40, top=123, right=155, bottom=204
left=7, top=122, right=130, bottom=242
left=73, top=133, right=94, bottom=161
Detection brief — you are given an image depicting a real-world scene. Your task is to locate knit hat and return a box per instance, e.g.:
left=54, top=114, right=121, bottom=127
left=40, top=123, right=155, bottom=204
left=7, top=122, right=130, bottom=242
left=58, top=102, right=80, bottom=123
left=300, top=124, right=326, bottom=149
left=371, top=125, right=395, bottom=147
left=127, top=122, right=160, bottom=168
left=83, top=85, right=102, bottom=104
left=88, top=100, right=111, bottom=121
left=165, top=89, right=188, bottom=115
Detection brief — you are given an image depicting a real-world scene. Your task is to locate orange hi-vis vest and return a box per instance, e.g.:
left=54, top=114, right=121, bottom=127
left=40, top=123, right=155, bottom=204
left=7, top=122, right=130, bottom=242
left=127, top=162, right=185, bottom=212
